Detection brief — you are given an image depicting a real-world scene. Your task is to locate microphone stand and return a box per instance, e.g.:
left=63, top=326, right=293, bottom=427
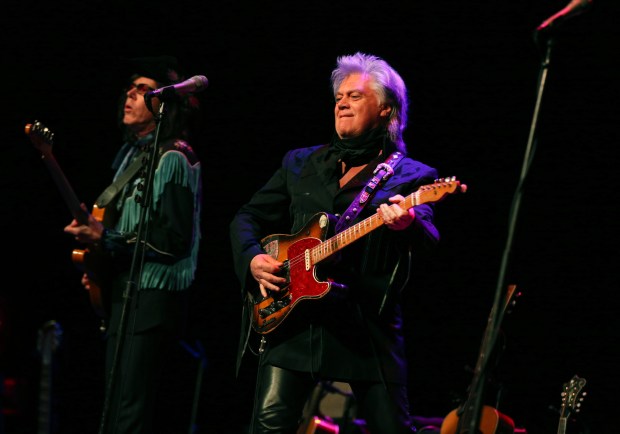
left=461, top=33, right=554, bottom=434
left=98, top=97, right=166, bottom=434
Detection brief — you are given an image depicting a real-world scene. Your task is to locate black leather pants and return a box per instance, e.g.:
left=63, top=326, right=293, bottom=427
left=250, top=364, right=316, bottom=434
left=249, top=364, right=414, bottom=434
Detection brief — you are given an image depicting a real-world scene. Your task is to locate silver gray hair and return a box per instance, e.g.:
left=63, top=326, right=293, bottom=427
left=331, top=52, right=409, bottom=153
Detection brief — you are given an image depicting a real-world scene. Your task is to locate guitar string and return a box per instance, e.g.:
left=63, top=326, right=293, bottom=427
left=284, top=189, right=424, bottom=270
left=283, top=183, right=455, bottom=271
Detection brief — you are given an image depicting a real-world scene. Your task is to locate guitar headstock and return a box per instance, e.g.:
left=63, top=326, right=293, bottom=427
left=418, top=177, right=467, bottom=201
left=37, top=320, right=63, bottom=366
left=433, top=177, right=467, bottom=194
left=25, top=120, right=55, bottom=156
left=560, top=375, right=587, bottom=419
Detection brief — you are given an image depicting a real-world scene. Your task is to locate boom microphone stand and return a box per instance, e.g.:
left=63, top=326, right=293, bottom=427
left=461, top=1, right=593, bottom=433
left=98, top=96, right=167, bottom=434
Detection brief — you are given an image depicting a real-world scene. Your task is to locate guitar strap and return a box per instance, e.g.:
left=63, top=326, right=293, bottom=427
left=95, top=150, right=147, bottom=208
left=335, top=151, right=404, bottom=233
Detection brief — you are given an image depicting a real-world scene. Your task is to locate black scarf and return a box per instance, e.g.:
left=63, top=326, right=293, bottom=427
left=327, top=127, right=390, bottom=167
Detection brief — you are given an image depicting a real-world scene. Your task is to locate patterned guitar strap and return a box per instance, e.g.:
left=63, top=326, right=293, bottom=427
left=335, top=151, right=404, bottom=233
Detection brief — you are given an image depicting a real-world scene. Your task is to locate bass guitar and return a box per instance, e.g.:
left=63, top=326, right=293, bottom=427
left=25, top=121, right=109, bottom=317
left=252, top=177, right=466, bottom=334
left=557, top=375, right=586, bottom=434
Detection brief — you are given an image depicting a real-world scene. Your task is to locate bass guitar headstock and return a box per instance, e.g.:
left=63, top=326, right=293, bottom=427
left=25, top=120, right=55, bottom=157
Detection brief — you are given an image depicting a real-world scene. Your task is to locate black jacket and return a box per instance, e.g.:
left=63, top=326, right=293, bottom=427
left=230, top=144, right=439, bottom=383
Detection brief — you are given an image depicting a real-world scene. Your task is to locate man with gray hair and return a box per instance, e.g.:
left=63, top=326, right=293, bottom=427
left=230, top=52, right=440, bottom=433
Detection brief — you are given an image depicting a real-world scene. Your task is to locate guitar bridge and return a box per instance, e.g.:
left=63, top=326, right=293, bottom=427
left=258, top=293, right=292, bottom=318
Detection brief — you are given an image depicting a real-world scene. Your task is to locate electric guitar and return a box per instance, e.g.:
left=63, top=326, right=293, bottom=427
left=37, top=320, right=63, bottom=434
left=251, top=177, right=466, bottom=334
left=25, top=121, right=109, bottom=317
left=557, top=375, right=586, bottom=434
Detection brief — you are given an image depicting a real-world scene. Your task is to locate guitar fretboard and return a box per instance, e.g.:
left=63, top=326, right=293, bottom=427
left=38, top=364, right=51, bottom=434
left=310, top=178, right=462, bottom=264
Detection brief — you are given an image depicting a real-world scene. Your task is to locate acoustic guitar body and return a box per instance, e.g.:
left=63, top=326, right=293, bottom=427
left=440, top=405, right=515, bottom=434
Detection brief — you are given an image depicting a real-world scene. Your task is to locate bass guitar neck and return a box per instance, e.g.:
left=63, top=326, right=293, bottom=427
left=25, top=121, right=109, bottom=318
left=25, top=121, right=88, bottom=225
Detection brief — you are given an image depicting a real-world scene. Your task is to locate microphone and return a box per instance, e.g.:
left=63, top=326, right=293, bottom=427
left=536, top=0, right=593, bottom=33
left=146, top=75, right=209, bottom=100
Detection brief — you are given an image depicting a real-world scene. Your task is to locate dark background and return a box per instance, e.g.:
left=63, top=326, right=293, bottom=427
left=1, top=1, right=618, bottom=433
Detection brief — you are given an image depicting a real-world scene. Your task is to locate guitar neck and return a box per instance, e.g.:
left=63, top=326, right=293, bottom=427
left=312, top=189, right=421, bottom=264
left=36, top=320, right=62, bottom=434
left=41, top=152, right=89, bottom=225
left=37, top=364, right=51, bottom=434
left=446, top=284, right=520, bottom=434
left=557, top=417, right=567, bottom=434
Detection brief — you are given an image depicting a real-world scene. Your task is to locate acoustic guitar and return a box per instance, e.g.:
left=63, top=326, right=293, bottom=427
left=556, top=375, right=586, bottom=434
left=440, top=285, right=520, bottom=434
left=251, top=177, right=466, bottom=334
left=25, top=121, right=109, bottom=317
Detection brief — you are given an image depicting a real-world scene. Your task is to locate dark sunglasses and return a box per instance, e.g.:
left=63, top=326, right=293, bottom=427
left=127, top=82, right=155, bottom=95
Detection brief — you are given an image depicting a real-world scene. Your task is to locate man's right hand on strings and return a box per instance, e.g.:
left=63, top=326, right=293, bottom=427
left=250, top=253, right=286, bottom=297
